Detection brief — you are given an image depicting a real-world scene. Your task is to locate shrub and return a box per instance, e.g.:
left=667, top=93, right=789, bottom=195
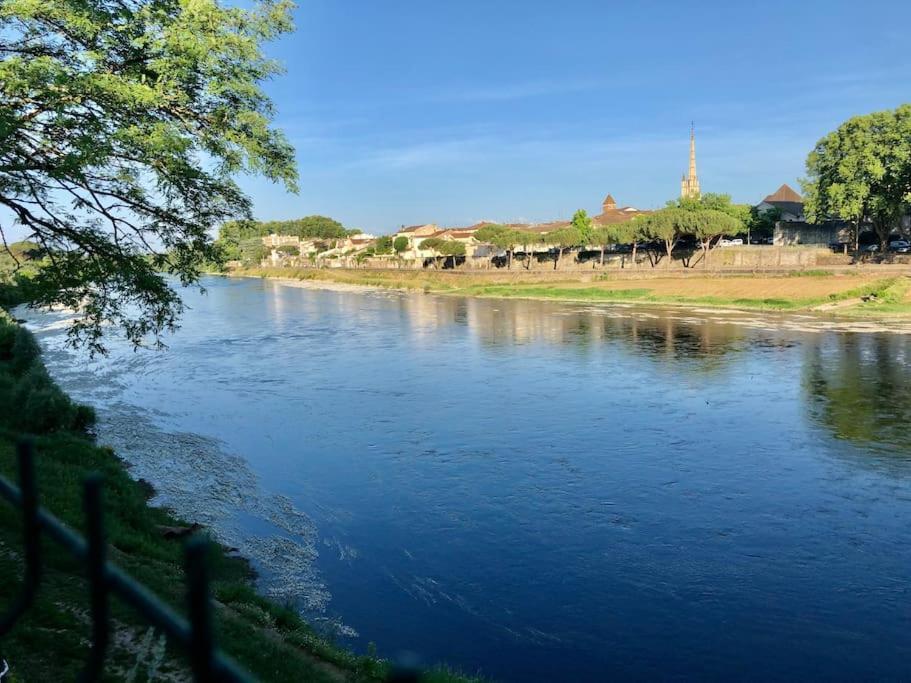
left=0, top=321, right=16, bottom=360
left=0, top=319, right=96, bottom=434
left=10, top=326, right=40, bottom=375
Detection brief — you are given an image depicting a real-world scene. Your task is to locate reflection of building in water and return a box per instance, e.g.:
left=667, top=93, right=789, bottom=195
left=396, top=292, right=749, bottom=367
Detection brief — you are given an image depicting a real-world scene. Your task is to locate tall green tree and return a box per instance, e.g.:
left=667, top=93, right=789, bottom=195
left=570, top=209, right=594, bottom=246
left=0, top=0, right=297, bottom=352
left=803, top=105, right=911, bottom=251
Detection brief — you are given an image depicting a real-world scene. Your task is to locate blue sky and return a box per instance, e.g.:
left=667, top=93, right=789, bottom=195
left=5, top=0, right=911, bottom=243
left=239, top=0, right=911, bottom=233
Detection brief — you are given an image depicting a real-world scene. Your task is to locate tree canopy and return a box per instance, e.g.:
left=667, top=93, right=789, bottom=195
left=673, top=193, right=751, bottom=227
left=419, top=238, right=465, bottom=257
left=803, top=105, right=911, bottom=249
left=640, top=208, right=692, bottom=263
left=0, top=0, right=297, bottom=352
left=373, top=235, right=394, bottom=254
left=474, top=224, right=519, bottom=250
left=570, top=209, right=594, bottom=245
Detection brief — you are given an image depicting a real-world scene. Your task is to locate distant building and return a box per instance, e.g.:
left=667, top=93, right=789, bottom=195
left=393, top=224, right=440, bottom=248
left=756, top=184, right=806, bottom=222
left=262, top=234, right=301, bottom=248
left=680, top=124, right=700, bottom=199
left=594, top=194, right=648, bottom=226
left=756, top=184, right=852, bottom=246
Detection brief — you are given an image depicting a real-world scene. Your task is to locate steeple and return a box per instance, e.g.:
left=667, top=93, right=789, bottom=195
left=680, top=122, right=701, bottom=199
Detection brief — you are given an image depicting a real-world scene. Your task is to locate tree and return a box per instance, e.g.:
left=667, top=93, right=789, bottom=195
left=591, top=226, right=614, bottom=266
left=803, top=105, right=911, bottom=252
left=640, top=209, right=694, bottom=268
left=393, top=236, right=409, bottom=253
left=689, top=210, right=742, bottom=267
left=419, top=238, right=465, bottom=269
left=239, top=239, right=268, bottom=266
left=547, top=227, right=582, bottom=270
left=513, top=230, right=543, bottom=270
left=673, top=193, right=750, bottom=236
left=615, top=218, right=646, bottom=268
left=0, top=0, right=297, bottom=353
left=748, top=205, right=781, bottom=243
left=475, top=224, right=520, bottom=269
left=571, top=209, right=595, bottom=247
left=374, top=235, right=394, bottom=254
left=591, top=223, right=632, bottom=267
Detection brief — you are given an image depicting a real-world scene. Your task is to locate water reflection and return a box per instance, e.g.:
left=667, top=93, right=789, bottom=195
left=397, top=292, right=780, bottom=369
left=803, top=334, right=911, bottom=454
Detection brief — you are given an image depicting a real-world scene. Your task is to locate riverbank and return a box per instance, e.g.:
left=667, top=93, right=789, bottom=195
left=230, top=266, right=911, bottom=320
left=0, top=308, right=478, bottom=682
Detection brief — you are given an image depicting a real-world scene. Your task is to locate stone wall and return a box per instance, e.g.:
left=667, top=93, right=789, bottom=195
left=774, top=221, right=852, bottom=246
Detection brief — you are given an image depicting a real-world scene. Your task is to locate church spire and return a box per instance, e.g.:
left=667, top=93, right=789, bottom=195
left=681, top=122, right=701, bottom=199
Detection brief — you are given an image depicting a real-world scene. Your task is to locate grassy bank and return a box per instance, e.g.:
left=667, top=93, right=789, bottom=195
left=233, top=266, right=911, bottom=317
left=0, top=308, right=478, bottom=682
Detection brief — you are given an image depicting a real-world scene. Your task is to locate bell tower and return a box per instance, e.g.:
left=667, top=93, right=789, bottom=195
left=680, top=123, right=701, bottom=199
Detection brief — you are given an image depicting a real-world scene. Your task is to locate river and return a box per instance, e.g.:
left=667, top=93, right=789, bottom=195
left=23, top=275, right=911, bottom=681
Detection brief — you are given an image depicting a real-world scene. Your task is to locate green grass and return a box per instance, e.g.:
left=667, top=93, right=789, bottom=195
left=784, top=269, right=835, bottom=278
left=455, top=277, right=911, bottom=315
left=457, top=283, right=816, bottom=311
left=0, top=307, right=482, bottom=682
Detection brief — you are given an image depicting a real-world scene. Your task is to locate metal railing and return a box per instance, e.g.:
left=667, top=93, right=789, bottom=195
left=0, top=439, right=424, bottom=682
left=0, top=438, right=259, bottom=681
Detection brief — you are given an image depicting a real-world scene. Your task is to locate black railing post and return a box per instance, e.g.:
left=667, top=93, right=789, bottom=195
left=0, top=440, right=41, bottom=636
left=0, top=445, right=253, bottom=682
left=79, top=474, right=109, bottom=681
left=186, top=537, right=214, bottom=681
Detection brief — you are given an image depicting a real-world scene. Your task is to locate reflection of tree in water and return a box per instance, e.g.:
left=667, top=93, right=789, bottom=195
left=406, top=295, right=765, bottom=371
left=803, top=334, right=911, bottom=452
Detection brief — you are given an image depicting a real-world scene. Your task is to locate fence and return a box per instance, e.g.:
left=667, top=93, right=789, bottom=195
left=0, top=439, right=418, bottom=682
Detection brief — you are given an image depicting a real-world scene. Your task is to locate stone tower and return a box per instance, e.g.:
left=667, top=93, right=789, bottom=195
left=680, top=123, right=701, bottom=199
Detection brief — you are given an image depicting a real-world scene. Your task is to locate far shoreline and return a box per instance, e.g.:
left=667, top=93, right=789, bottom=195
left=215, top=266, right=911, bottom=334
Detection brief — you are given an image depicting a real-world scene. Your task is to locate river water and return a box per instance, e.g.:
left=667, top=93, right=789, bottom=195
left=23, top=276, right=911, bottom=681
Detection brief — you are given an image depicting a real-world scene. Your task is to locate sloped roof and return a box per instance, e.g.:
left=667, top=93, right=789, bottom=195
left=444, top=231, right=477, bottom=240
left=594, top=207, right=650, bottom=225
left=763, top=184, right=803, bottom=204
left=603, top=194, right=617, bottom=209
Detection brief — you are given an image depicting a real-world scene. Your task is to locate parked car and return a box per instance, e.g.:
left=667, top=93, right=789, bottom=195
left=718, top=238, right=744, bottom=247
left=889, top=240, right=910, bottom=253
left=862, top=243, right=879, bottom=253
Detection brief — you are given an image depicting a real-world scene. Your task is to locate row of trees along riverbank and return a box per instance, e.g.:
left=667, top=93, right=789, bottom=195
left=472, top=194, right=757, bottom=271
